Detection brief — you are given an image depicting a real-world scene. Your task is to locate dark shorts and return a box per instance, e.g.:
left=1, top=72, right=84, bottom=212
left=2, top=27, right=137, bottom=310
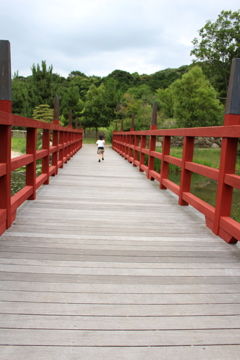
left=97, top=147, right=104, bottom=154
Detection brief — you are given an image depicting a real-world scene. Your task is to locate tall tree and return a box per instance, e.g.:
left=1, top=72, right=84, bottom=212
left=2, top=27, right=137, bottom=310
left=29, top=61, right=60, bottom=109
left=12, top=72, right=32, bottom=118
left=171, top=66, right=224, bottom=128
left=191, top=10, right=240, bottom=98
left=83, top=84, right=112, bottom=132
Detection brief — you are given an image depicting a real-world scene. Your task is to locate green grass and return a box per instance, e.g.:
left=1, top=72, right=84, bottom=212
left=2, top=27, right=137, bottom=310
left=11, top=138, right=26, bottom=154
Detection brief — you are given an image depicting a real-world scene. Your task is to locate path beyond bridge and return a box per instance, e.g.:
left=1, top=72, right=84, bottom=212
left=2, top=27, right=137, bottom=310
left=0, top=144, right=240, bottom=359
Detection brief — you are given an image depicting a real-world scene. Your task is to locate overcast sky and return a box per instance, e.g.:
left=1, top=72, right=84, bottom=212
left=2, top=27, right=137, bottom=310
left=1, top=0, right=239, bottom=78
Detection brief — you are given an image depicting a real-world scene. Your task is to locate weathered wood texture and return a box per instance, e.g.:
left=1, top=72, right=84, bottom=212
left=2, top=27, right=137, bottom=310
left=0, top=144, right=240, bottom=359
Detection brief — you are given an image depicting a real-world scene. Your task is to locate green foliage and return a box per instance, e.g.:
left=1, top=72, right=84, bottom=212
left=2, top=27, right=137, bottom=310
left=170, top=66, right=224, bottom=127
left=83, top=84, right=112, bottom=130
left=12, top=73, right=32, bottom=118
left=155, top=88, right=174, bottom=119
left=148, top=66, right=189, bottom=91
left=191, top=10, right=240, bottom=98
left=32, top=104, right=54, bottom=123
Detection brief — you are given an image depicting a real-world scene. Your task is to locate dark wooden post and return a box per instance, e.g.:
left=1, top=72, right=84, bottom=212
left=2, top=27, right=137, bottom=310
left=147, top=102, right=157, bottom=180
left=0, top=40, right=12, bottom=231
left=213, top=58, right=240, bottom=244
left=52, top=95, right=59, bottom=175
left=0, top=40, right=12, bottom=113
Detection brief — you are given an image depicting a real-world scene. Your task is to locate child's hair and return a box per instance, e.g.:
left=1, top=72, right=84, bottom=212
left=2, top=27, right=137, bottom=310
left=99, top=135, right=104, bottom=140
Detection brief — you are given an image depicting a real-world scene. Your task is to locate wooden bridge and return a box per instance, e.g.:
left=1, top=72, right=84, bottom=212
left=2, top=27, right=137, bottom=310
left=1, top=39, right=240, bottom=359
left=1, top=144, right=240, bottom=359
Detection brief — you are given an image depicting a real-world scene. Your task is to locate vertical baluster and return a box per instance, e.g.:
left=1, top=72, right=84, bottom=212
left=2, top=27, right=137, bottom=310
left=160, top=136, right=171, bottom=189
left=52, top=95, right=59, bottom=175
left=42, top=129, right=50, bottom=185
left=213, top=58, right=240, bottom=244
left=26, top=128, right=37, bottom=200
left=0, top=40, right=12, bottom=230
left=178, top=136, right=194, bottom=204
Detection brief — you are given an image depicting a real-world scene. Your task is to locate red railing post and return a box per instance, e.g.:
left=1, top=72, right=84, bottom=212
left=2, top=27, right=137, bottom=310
left=160, top=136, right=171, bottom=189
left=42, top=129, right=50, bottom=185
left=128, top=113, right=135, bottom=163
left=212, top=58, right=240, bottom=244
left=52, top=95, right=59, bottom=176
left=0, top=40, right=12, bottom=231
left=59, top=131, right=64, bottom=168
left=178, top=136, right=195, bottom=205
left=147, top=102, right=157, bottom=180
left=139, top=135, right=146, bottom=172
left=26, top=128, right=37, bottom=200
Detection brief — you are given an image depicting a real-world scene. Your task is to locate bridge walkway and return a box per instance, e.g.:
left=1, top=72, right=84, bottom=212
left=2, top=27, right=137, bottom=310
left=0, top=144, right=240, bottom=359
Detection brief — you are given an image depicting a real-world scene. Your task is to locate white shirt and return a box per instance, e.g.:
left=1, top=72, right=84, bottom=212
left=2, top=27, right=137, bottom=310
left=96, top=140, right=105, bottom=147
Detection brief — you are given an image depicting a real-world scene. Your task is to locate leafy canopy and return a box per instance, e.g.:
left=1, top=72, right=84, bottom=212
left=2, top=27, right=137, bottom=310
left=171, top=66, right=224, bottom=128
left=191, top=10, right=240, bottom=97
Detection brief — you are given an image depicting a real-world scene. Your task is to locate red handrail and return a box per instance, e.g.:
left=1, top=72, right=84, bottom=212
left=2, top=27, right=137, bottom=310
left=0, top=40, right=83, bottom=235
left=112, top=122, right=240, bottom=244
left=112, top=54, right=240, bottom=247
left=0, top=110, right=83, bottom=235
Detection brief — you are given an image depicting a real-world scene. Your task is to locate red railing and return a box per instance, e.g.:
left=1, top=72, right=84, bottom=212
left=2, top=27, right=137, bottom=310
left=112, top=61, right=240, bottom=245
left=0, top=40, right=83, bottom=235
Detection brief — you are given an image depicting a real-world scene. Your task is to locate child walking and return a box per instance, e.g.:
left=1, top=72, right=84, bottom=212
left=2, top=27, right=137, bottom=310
left=96, top=135, right=105, bottom=162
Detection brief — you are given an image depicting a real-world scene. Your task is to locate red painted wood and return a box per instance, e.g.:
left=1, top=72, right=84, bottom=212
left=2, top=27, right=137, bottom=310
left=0, top=100, right=12, bottom=113
left=164, top=155, right=182, bottom=167
left=182, top=192, right=215, bottom=221
left=11, top=154, right=33, bottom=171
left=0, top=124, right=11, bottom=230
left=112, top=119, right=240, bottom=244
left=161, top=179, right=180, bottom=196
left=0, top=163, right=6, bottom=177
left=147, top=126, right=157, bottom=180
left=160, top=136, right=171, bottom=190
left=139, top=136, right=147, bottom=173
left=224, top=174, right=240, bottom=190
left=179, top=137, right=194, bottom=206
left=11, top=186, right=33, bottom=213
left=185, top=162, right=219, bottom=181
left=26, top=128, right=37, bottom=200
left=213, top=137, right=238, bottom=240
left=42, top=129, right=50, bottom=185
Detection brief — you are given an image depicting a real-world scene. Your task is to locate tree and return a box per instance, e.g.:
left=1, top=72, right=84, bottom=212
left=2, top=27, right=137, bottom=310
left=12, top=72, right=32, bottom=118
left=171, top=66, right=224, bottom=128
left=83, top=84, right=113, bottom=133
left=59, top=84, right=82, bottom=125
left=191, top=10, right=240, bottom=98
left=32, top=104, right=54, bottom=123
left=155, top=88, right=174, bottom=119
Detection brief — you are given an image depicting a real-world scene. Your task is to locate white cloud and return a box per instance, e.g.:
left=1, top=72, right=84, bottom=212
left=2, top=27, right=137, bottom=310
left=1, top=0, right=239, bottom=77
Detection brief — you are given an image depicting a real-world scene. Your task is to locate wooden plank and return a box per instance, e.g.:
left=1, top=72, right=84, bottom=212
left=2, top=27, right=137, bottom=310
left=0, top=144, right=240, bottom=358
left=1, top=328, right=240, bottom=346
left=1, top=313, right=240, bottom=330
left=0, top=345, right=240, bottom=360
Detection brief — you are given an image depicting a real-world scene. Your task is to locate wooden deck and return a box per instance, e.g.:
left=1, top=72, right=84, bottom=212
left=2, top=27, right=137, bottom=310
left=0, top=144, right=240, bottom=359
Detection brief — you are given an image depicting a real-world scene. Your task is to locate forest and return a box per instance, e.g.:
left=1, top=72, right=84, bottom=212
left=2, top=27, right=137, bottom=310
left=11, top=10, right=240, bottom=134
